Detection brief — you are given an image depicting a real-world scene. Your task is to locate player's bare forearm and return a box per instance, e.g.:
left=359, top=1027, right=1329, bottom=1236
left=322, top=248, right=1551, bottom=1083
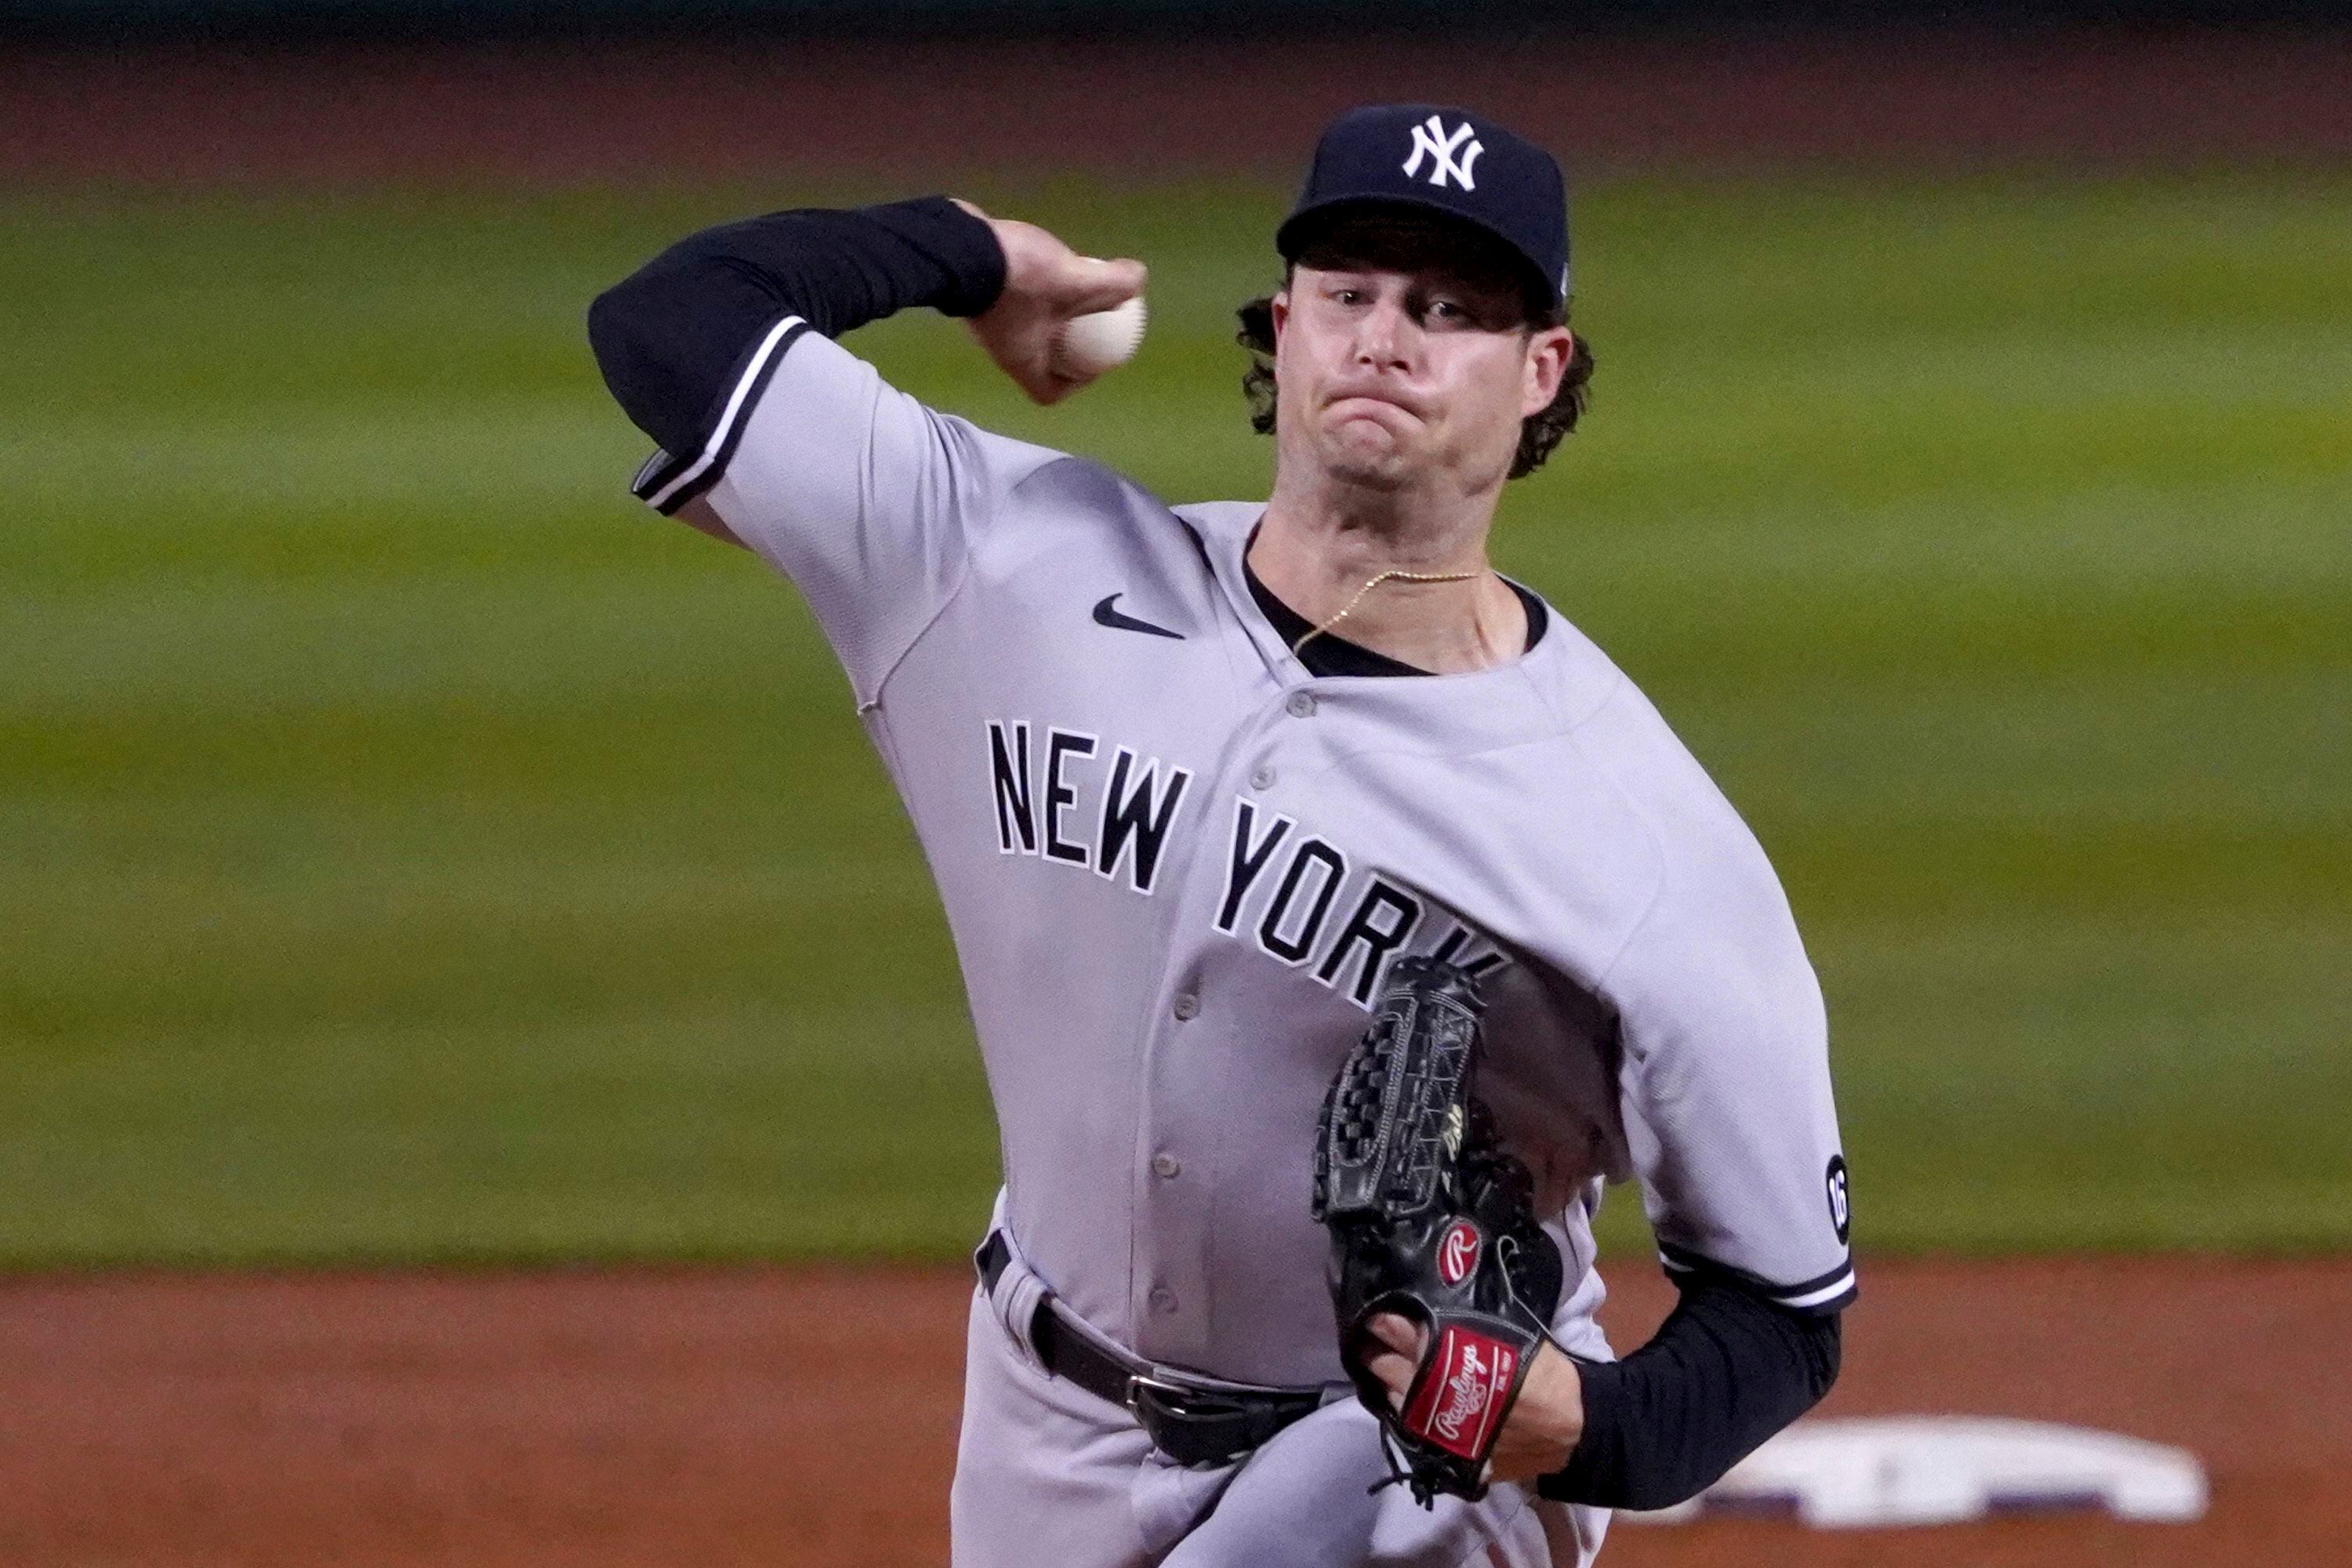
left=951, top=199, right=1145, bottom=405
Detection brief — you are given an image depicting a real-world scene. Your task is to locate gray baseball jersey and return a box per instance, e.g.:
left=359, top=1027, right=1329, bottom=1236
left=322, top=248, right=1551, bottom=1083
left=641, top=314, right=1856, bottom=1392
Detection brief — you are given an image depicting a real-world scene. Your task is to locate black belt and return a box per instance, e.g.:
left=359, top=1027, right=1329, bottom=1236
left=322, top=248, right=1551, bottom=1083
left=975, top=1230, right=1330, bottom=1467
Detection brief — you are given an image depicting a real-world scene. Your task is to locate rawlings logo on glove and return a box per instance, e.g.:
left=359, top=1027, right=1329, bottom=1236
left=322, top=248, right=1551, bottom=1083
left=1436, top=1221, right=1482, bottom=1286
left=1312, top=956, right=1566, bottom=1506
left=1406, top=1325, right=1520, bottom=1457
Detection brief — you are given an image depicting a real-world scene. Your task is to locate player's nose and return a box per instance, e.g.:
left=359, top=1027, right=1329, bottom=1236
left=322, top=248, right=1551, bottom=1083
left=1351, top=295, right=1416, bottom=371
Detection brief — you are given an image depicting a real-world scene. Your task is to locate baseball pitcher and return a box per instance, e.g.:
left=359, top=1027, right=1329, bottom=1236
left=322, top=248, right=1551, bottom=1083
left=588, top=103, right=1853, bottom=1566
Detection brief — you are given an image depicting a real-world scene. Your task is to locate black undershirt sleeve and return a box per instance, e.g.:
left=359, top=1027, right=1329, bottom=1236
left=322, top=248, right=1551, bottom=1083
left=586, top=196, right=1006, bottom=465
left=1537, top=1280, right=1842, bottom=1512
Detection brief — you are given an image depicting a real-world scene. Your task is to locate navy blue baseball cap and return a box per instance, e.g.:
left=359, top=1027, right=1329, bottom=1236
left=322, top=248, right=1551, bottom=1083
left=1277, top=103, right=1570, bottom=314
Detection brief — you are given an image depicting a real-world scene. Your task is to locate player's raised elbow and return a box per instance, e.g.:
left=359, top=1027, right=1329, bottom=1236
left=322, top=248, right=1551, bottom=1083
left=584, top=281, right=636, bottom=383
left=586, top=279, right=695, bottom=459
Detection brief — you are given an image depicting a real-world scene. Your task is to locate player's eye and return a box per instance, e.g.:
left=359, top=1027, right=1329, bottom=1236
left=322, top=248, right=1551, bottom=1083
left=1330, top=288, right=1364, bottom=306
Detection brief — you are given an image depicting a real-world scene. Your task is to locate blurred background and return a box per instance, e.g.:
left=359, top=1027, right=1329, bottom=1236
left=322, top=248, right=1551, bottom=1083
left=2, top=2, right=2347, bottom=1274
left=4, top=5, right=2350, bottom=1564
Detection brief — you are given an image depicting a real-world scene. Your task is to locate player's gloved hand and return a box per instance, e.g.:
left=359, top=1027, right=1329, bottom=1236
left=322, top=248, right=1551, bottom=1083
left=1359, top=1314, right=1584, bottom=1484
left=1313, top=956, right=1576, bottom=1507
left=953, top=200, right=1145, bottom=405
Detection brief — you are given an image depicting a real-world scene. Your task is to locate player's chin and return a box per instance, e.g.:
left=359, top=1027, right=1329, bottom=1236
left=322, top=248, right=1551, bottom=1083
left=1319, top=424, right=1418, bottom=490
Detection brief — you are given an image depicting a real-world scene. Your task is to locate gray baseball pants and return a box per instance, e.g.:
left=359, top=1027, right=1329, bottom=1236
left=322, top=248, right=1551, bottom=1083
left=949, top=1234, right=1610, bottom=1567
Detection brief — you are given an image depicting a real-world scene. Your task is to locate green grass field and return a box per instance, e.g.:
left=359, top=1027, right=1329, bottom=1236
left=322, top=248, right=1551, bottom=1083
left=3, top=173, right=2347, bottom=1267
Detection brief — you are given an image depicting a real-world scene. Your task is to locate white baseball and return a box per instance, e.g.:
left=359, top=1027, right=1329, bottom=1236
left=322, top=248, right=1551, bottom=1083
left=1051, top=292, right=1147, bottom=379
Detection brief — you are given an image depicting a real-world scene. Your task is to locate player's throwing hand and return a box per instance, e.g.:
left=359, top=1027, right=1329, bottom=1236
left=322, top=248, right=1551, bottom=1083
left=953, top=200, right=1145, bottom=405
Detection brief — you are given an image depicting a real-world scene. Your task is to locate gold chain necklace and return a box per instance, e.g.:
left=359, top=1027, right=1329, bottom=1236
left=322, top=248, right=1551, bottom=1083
left=1289, top=568, right=1483, bottom=659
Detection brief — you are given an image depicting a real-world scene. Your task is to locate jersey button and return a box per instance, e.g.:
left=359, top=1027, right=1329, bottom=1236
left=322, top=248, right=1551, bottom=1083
left=1249, top=765, right=1276, bottom=790
left=1286, top=691, right=1317, bottom=719
left=1171, top=993, right=1200, bottom=1022
left=1152, top=1152, right=1181, bottom=1179
left=1149, top=1287, right=1179, bottom=1314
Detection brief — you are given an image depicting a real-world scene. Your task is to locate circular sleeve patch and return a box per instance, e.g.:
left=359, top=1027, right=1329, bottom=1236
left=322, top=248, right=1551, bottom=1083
left=1826, top=1155, right=1852, bottom=1244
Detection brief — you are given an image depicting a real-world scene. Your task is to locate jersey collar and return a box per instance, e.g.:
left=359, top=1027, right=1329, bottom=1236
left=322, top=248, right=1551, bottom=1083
left=1177, top=502, right=1621, bottom=752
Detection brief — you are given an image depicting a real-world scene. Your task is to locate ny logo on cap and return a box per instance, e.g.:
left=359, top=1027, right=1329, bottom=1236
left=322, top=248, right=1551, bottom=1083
left=1401, top=114, right=1484, bottom=191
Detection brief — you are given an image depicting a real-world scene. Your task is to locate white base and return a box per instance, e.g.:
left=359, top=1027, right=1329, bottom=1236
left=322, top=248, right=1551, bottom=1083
left=1615, top=1415, right=2208, bottom=1530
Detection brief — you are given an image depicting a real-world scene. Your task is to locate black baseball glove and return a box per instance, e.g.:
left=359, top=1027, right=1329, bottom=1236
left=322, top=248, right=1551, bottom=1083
left=1312, top=956, right=1565, bottom=1507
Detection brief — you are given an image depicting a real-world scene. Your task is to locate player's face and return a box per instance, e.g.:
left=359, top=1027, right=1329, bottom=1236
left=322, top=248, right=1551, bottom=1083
left=1271, top=241, right=1568, bottom=497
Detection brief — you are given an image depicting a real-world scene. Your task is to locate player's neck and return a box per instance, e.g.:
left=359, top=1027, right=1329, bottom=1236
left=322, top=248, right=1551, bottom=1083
left=1253, top=481, right=1523, bottom=674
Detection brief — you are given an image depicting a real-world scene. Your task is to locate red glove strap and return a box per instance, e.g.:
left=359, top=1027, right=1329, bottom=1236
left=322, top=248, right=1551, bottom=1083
left=1399, top=1323, right=1523, bottom=1461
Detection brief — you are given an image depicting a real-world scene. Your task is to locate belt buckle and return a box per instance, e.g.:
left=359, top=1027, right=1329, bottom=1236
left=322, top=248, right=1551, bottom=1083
left=1127, top=1370, right=1256, bottom=1468
left=1125, top=1370, right=1229, bottom=1421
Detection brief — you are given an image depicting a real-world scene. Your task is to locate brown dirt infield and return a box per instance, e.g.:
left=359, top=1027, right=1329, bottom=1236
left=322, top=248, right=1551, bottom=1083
left=3, top=1257, right=2347, bottom=1566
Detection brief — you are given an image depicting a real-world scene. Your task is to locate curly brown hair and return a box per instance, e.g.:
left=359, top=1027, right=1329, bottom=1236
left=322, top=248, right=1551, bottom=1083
left=1235, top=287, right=1595, bottom=481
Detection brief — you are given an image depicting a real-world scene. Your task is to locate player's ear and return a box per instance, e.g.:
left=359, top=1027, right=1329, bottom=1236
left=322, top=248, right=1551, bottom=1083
left=1270, top=290, right=1290, bottom=343
left=1520, top=326, right=1573, bottom=419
